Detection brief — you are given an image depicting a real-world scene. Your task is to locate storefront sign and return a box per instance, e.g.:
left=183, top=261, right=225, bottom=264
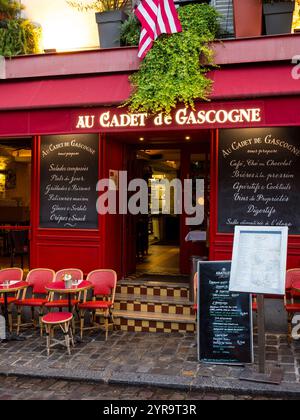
left=72, top=103, right=264, bottom=132
left=40, top=134, right=99, bottom=229
left=230, top=226, right=288, bottom=296
left=198, top=261, right=253, bottom=365
left=218, top=127, right=300, bottom=234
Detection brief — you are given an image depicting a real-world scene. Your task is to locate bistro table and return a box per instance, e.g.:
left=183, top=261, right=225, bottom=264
left=0, top=280, right=28, bottom=342
left=46, top=280, right=93, bottom=313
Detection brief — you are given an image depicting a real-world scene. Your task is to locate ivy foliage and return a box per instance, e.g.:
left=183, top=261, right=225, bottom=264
left=0, top=0, right=23, bottom=19
left=0, top=0, right=41, bottom=57
left=125, top=4, right=220, bottom=115
left=0, top=19, right=41, bottom=56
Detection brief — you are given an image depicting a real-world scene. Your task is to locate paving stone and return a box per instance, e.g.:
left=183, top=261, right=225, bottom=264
left=213, top=366, right=231, bottom=378
left=280, top=357, right=296, bottom=364
left=220, top=395, right=235, bottom=400
left=202, top=393, right=220, bottom=400
left=283, top=374, right=297, bottom=383
left=266, top=354, right=279, bottom=361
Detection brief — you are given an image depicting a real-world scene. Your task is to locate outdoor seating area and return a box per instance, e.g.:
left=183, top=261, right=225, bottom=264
left=1, top=265, right=300, bottom=396
left=1, top=266, right=300, bottom=346
left=0, top=268, right=118, bottom=355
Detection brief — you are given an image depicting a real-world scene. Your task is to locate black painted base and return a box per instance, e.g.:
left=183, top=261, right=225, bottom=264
left=1, top=334, right=26, bottom=343
left=240, top=367, right=283, bottom=385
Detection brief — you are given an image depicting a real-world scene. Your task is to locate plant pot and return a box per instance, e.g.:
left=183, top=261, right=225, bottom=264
left=233, top=0, right=262, bottom=38
left=95, top=10, right=128, bottom=49
left=263, top=1, right=295, bottom=35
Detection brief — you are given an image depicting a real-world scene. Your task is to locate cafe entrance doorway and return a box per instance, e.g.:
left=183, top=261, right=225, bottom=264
left=136, top=149, right=181, bottom=275
left=0, top=138, right=32, bottom=271
left=123, top=134, right=211, bottom=277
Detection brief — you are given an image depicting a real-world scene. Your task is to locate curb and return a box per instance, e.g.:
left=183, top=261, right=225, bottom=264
left=0, top=366, right=299, bottom=399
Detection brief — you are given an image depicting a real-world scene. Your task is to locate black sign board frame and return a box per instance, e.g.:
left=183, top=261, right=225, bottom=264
left=218, top=127, right=300, bottom=234
left=197, top=261, right=253, bottom=365
left=39, top=134, right=99, bottom=230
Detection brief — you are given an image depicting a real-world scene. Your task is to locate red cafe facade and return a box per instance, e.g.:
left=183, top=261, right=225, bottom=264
left=0, top=34, right=300, bottom=280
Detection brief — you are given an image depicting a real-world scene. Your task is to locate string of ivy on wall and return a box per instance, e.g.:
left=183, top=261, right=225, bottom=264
left=122, top=4, right=220, bottom=115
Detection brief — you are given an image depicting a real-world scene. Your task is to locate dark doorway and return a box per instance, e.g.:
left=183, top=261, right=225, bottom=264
left=0, top=138, right=32, bottom=271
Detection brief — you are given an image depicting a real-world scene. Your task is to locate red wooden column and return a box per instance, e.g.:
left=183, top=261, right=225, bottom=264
left=101, top=134, right=127, bottom=279
left=209, top=129, right=234, bottom=262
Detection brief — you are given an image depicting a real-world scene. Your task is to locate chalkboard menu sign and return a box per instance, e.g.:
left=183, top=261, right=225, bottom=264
left=40, top=134, right=99, bottom=229
left=218, top=128, right=300, bottom=234
left=198, top=261, right=253, bottom=365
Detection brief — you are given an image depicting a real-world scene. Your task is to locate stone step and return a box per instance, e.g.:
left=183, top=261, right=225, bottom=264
left=116, top=280, right=190, bottom=300
left=114, top=310, right=196, bottom=334
left=115, top=294, right=195, bottom=317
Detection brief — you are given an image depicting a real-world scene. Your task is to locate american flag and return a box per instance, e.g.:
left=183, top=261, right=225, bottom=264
left=135, top=0, right=182, bottom=60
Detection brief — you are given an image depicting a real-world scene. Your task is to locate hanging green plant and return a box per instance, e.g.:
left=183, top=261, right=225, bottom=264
left=125, top=4, right=220, bottom=115
left=0, top=0, right=41, bottom=57
left=0, top=19, right=41, bottom=56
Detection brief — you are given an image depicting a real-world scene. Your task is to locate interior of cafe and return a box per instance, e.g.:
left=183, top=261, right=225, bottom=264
left=0, top=138, right=31, bottom=271
left=135, top=149, right=181, bottom=274
left=135, top=147, right=210, bottom=275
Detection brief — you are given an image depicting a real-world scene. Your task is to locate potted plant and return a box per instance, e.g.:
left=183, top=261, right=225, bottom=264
left=233, top=0, right=263, bottom=38
left=67, top=0, right=129, bottom=48
left=263, top=0, right=296, bottom=35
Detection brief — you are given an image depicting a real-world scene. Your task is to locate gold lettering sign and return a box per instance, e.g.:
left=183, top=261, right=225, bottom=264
left=75, top=108, right=262, bottom=129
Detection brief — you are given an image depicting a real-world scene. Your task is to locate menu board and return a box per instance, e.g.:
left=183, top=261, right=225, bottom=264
left=230, top=226, right=288, bottom=295
left=40, top=134, right=99, bottom=229
left=218, top=128, right=300, bottom=234
left=198, top=261, right=253, bottom=365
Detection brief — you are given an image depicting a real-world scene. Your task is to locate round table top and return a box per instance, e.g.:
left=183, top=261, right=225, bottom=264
left=0, top=281, right=28, bottom=293
left=46, top=280, right=92, bottom=294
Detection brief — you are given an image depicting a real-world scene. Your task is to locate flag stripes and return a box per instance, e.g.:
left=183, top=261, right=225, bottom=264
left=135, top=0, right=182, bottom=59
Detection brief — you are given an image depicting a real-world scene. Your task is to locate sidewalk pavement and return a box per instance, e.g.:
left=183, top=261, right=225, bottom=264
left=0, top=330, right=299, bottom=398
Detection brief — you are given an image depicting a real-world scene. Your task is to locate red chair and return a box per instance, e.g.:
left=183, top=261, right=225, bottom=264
left=78, top=270, right=117, bottom=340
left=252, top=269, right=297, bottom=314
left=285, top=269, right=300, bottom=343
left=15, top=269, right=55, bottom=336
left=0, top=268, right=23, bottom=332
left=42, top=312, right=74, bottom=356
left=45, top=269, right=84, bottom=310
left=252, top=295, right=257, bottom=312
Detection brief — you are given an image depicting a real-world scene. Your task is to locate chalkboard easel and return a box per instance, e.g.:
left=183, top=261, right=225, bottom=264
left=198, top=261, right=253, bottom=366
left=229, top=226, right=288, bottom=385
